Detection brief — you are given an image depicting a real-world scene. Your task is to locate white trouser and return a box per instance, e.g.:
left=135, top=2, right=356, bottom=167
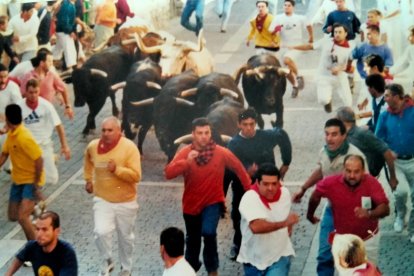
left=93, top=25, right=114, bottom=48
left=93, top=196, right=139, bottom=271
left=53, top=32, right=77, bottom=68
left=40, top=142, right=58, bottom=185
left=316, top=73, right=352, bottom=106
left=364, top=231, right=380, bottom=265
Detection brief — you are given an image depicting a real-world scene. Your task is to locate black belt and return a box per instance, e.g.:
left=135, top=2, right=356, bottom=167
left=397, top=154, right=414, bottom=160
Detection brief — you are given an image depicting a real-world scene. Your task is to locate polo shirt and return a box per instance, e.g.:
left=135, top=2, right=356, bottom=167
left=20, top=70, right=66, bottom=103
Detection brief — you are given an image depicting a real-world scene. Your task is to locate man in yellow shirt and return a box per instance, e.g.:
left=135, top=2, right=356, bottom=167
left=0, top=104, right=44, bottom=241
left=84, top=116, right=141, bottom=276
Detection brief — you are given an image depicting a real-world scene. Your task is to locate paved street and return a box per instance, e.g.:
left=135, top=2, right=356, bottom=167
left=0, top=0, right=413, bottom=275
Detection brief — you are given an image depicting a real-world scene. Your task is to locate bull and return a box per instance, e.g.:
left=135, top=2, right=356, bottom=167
left=234, top=54, right=289, bottom=128
left=112, top=58, right=162, bottom=155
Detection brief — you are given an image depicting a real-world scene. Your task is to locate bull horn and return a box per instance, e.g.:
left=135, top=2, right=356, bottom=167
left=130, top=98, right=154, bottom=106
left=175, top=97, right=195, bottom=106
left=174, top=134, right=193, bottom=145
left=220, top=135, right=232, bottom=143
left=246, top=66, right=265, bottom=79
left=233, top=64, right=248, bottom=84
left=59, top=68, right=73, bottom=78
left=134, top=32, right=162, bottom=54
left=180, top=88, right=198, bottom=97
left=277, top=67, right=290, bottom=76
left=220, top=88, right=239, bottom=99
left=121, top=38, right=136, bottom=45
left=90, top=69, right=108, bottom=77
left=111, top=81, right=126, bottom=91
left=146, top=81, right=162, bottom=90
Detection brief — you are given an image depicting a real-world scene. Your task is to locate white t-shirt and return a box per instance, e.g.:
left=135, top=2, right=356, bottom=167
left=9, top=61, right=34, bottom=83
left=8, top=12, right=40, bottom=55
left=18, top=97, right=61, bottom=145
left=0, top=80, right=22, bottom=129
left=273, top=13, right=310, bottom=46
left=237, top=187, right=295, bottom=270
left=162, top=258, right=196, bottom=276
left=313, top=37, right=352, bottom=77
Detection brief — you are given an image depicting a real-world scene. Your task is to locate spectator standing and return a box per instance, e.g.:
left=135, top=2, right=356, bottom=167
left=237, top=163, right=299, bottom=275
left=0, top=15, right=19, bottom=70
left=37, top=1, right=56, bottom=50
left=165, top=118, right=251, bottom=276
left=5, top=211, right=78, bottom=276
left=180, top=0, right=205, bottom=36
left=8, top=3, right=40, bottom=61
left=94, top=0, right=118, bottom=47
left=375, top=84, right=414, bottom=242
left=215, top=0, right=234, bottom=33
left=84, top=116, right=141, bottom=276
left=116, top=0, right=134, bottom=31
left=225, top=108, right=292, bottom=260
left=307, top=155, right=390, bottom=264
left=160, top=227, right=196, bottom=276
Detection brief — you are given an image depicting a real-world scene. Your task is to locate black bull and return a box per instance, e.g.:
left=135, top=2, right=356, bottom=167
left=234, top=54, right=288, bottom=128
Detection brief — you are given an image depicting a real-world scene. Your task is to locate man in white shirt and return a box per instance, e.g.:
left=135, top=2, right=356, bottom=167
left=273, top=0, right=313, bottom=98
left=8, top=3, right=40, bottom=61
left=160, top=227, right=196, bottom=276
left=237, top=163, right=299, bottom=275
left=18, top=79, right=70, bottom=185
left=290, top=23, right=353, bottom=112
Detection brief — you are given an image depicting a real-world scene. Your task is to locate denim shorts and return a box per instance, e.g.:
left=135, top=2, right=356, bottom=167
left=9, top=183, right=36, bottom=202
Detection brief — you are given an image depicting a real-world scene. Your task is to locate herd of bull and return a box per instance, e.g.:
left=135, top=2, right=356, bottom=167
left=67, top=27, right=290, bottom=161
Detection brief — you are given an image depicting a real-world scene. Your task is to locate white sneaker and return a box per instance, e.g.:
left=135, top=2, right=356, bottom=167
left=99, top=259, right=114, bottom=276
left=409, top=235, right=414, bottom=243
left=393, top=217, right=404, bottom=233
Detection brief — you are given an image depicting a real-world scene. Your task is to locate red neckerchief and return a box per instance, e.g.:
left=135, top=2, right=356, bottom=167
left=97, top=135, right=122, bottom=154
left=256, top=14, right=267, bottom=33
left=366, top=21, right=380, bottom=27
left=333, top=39, right=350, bottom=48
left=251, top=181, right=282, bottom=210
left=0, top=79, right=9, bottom=90
left=387, top=97, right=414, bottom=116
left=26, top=99, right=39, bottom=111
left=191, top=140, right=216, bottom=166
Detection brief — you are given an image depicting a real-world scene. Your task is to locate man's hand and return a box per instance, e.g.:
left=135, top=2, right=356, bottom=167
left=306, top=214, right=320, bottom=224
left=12, top=56, right=19, bottom=64
left=279, top=165, right=289, bottom=180
left=12, top=35, right=19, bottom=43
left=285, top=212, right=299, bottom=227
left=331, top=66, right=341, bottom=75
left=326, top=26, right=333, bottom=33
left=61, top=146, right=71, bottom=160
left=107, top=159, right=116, bottom=173
left=64, top=106, right=74, bottom=120
left=187, top=150, right=199, bottom=164
left=292, top=187, right=305, bottom=203
left=389, top=176, right=398, bottom=191
left=85, top=181, right=93, bottom=193
left=354, top=207, right=370, bottom=219
left=247, top=163, right=258, bottom=177
left=246, top=40, right=250, bottom=47
left=33, top=186, right=45, bottom=201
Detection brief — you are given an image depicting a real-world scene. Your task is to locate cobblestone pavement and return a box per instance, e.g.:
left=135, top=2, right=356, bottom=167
left=1, top=0, right=413, bottom=275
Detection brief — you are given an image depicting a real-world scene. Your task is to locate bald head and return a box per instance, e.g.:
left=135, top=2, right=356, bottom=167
left=101, top=116, right=121, bottom=144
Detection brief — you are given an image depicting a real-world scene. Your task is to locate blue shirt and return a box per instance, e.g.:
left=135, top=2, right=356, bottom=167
left=352, top=43, right=393, bottom=78
left=55, top=0, right=76, bottom=34
left=375, top=106, right=414, bottom=156
left=323, top=10, right=361, bottom=40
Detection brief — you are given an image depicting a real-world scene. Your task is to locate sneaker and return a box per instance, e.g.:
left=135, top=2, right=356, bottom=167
left=23, top=261, right=32, bottom=267
left=99, top=259, right=114, bottom=276
left=118, top=270, right=131, bottom=276
left=409, top=235, right=414, bottom=243
left=296, top=76, right=305, bottom=90
left=394, top=217, right=404, bottom=233
left=324, top=102, right=332, bottom=113
left=220, top=29, right=226, bottom=33
left=291, top=87, right=299, bottom=98
left=229, top=245, right=239, bottom=261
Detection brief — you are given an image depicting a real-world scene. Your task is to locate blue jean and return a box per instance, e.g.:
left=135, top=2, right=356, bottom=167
left=180, top=0, right=205, bottom=35
left=183, top=203, right=222, bottom=273
left=9, top=183, right=36, bottom=202
left=215, top=0, right=234, bottom=30
left=317, top=204, right=335, bottom=276
left=243, top=256, right=292, bottom=276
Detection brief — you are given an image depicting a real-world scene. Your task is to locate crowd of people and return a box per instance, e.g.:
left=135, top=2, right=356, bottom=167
left=0, top=0, right=413, bottom=276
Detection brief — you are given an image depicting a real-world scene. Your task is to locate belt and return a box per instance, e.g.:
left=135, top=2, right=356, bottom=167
left=397, top=154, right=414, bottom=160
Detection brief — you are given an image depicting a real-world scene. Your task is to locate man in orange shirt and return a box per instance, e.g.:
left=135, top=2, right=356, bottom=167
left=165, top=118, right=251, bottom=276
left=94, top=0, right=119, bottom=48
left=84, top=116, right=141, bottom=276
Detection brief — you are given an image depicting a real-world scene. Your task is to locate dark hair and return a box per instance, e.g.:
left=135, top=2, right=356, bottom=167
left=32, top=48, right=52, bottom=68
left=21, top=3, right=35, bottom=12
left=26, top=78, right=40, bottom=91
left=5, top=104, right=22, bottom=125
left=364, top=54, right=384, bottom=73
left=47, top=1, right=56, bottom=6
left=238, top=108, right=257, bottom=122
left=332, top=23, right=348, bottom=34
left=365, top=74, right=385, bottom=94
left=38, top=211, right=61, bottom=229
left=385, top=83, right=405, bottom=99
left=191, top=117, right=210, bottom=131
left=336, top=106, right=355, bottom=124
left=160, top=227, right=184, bottom=257
left=325, top=118, right=346, bottom=135
left=284, top=0, right=295, bottom=6
left=256, top=0, right=269, bottom=7
left=0, top=63, right=7, bottom=72
left=367, top=9, right=382, bottom=17
left=410, top=26, right=414, bottom=36
left=366, top=24, right=380, bottom=34
left=255, top=163, right=280, bottom=182
left=0, top=15, right=8, bottom=25
left=344, top=154, right=365, bottom=170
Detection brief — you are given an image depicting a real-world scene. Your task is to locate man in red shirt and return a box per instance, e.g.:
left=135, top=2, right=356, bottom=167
left=307, top=154, right=389, bottom=266
left=164, top=117, right=251, bottom=276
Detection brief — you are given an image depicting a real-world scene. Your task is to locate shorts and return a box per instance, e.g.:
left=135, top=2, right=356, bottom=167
left=9, top=183, right=36, bottom=202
